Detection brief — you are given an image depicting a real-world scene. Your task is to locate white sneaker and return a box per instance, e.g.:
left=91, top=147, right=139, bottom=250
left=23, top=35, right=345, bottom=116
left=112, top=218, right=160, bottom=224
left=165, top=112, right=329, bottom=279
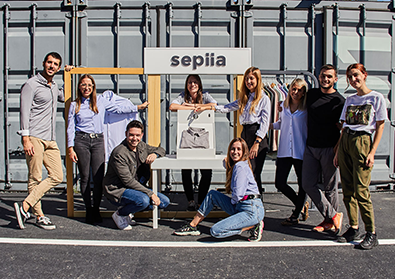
left=112, top=211, right=132, bottom=230
left=14, top=202, right=30, bottom=229
left=128, top=213, right=137, bottom=226
left=36, top=216, right=56, bottom=230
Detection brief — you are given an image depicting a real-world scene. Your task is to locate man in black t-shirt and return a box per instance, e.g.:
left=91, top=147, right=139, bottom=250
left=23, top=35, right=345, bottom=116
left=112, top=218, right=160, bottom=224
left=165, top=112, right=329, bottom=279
left=302, top=64, right=345, bottom=234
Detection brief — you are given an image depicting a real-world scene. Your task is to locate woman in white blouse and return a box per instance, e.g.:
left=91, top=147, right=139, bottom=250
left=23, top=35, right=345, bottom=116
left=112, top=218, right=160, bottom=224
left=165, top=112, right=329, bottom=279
left=270, top=78, right=308, bottom=226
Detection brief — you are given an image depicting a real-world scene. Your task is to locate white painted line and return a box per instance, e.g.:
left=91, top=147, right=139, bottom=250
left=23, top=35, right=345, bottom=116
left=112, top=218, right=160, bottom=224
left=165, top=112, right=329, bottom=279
left=0, top=237, right=395, bottom=248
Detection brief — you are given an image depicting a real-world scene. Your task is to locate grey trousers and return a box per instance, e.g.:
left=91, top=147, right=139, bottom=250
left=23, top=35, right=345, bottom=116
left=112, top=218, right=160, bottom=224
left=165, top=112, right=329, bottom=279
left=302, top=146, right=339, bottom=222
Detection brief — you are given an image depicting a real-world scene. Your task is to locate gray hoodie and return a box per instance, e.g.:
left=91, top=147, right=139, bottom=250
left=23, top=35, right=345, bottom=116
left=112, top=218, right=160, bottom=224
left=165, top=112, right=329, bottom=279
left=19, top=73, right=64, bottom=141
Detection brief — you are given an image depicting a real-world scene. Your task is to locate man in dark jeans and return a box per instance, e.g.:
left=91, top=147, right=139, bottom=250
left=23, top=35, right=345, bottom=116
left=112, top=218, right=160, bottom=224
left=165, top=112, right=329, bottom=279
left=103, top=120, right=170, bottom=230
left=302, top=64, right=345, bottom=234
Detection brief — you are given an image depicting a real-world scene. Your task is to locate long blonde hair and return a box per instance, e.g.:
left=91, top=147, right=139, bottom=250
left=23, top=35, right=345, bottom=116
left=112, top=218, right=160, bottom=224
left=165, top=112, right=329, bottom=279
left=283, top=78, right=308, bottom=111
left=238, top=67, right=263, bottom=115
left=74, top=74, right=98, bottom=114
left=225, top=138, right=252, bottom=194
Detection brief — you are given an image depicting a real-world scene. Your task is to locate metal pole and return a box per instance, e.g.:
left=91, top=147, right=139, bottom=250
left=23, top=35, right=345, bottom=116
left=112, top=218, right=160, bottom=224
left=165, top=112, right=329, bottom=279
left=4, top=3, right=11, bottom=189
left=389, top=16, right=395, bottom=182
left=31, top=3, right=37, bottom=76
left=72, top=4, right=77, bottom=70
left=144, top=2, right=150, bottom=104
left=166, top=2, right=173, bottom=188
left=196, top=2, right=201, bottom=47
left=360, top=4, right=366, bottom=65
left=260, top=70, right=319, bottom=89
left=144, top=2, right=150, bottom=48
left=115, top=3, right=121, bottom=94
left=167, top=2, right=173, bottom=47
left=310, top=4, right=316, bottom=76
left=239, top=3, right=242, bottom=47
left=281, top=3, right=287, bottom=76
left=333, top=3, right=339, bottom=70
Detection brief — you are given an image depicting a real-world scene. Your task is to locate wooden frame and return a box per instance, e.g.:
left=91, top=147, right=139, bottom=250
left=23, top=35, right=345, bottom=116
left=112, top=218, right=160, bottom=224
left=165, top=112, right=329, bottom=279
left=234, top=75, right=244, bottom=138
left=64, top=68, right=162, bottom=217
left=64, top=69, right=240, bottom=220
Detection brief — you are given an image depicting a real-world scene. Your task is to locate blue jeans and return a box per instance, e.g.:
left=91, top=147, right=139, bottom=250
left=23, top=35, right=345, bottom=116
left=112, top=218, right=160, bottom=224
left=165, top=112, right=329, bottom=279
left=117, top=189, right=170, bottom=216
left=198, top=190, right=265, bottom=238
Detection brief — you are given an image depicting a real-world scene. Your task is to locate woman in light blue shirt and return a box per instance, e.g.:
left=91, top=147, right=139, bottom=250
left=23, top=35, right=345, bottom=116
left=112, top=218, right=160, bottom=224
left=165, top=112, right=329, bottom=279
left=270, top=78, right=309, bottom=226
left=169, top=74, right=217, bottom=211
left=214, top=67, right=271, bottom=194
left=173, top=138, right=265, bottom=241
left=67, top=74, right=148, bottom=224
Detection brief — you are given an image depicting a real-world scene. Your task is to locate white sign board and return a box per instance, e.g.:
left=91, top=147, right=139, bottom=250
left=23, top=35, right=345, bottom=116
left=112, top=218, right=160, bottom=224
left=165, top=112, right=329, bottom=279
left=144, top=47, right=251, bottom=74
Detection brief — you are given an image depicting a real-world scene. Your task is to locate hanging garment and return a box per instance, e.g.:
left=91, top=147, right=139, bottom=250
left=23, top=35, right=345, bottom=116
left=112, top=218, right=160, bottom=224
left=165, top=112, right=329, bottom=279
left=102, top=90, right=140, bottom=162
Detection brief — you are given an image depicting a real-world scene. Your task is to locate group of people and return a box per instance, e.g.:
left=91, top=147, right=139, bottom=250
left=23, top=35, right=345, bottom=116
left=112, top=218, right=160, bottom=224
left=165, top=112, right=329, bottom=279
left=13, top=52, right=387, bottom=250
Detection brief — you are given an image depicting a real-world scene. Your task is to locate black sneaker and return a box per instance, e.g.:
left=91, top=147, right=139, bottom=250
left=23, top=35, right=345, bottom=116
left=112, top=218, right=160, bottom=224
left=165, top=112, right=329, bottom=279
left=187, top=200, right=197, bottom=211
left=36, top=216, right=56, bottom=230
left=337, top=227, right=361, bottom=243
left=14, top=202, right=30, bottom=229
left=85, top=207, right=94, bottom=224
left=357, top=232, right=378, bottom=250
left=173, top=224, right=201, bottom=236
left=248, top=220, right=264, bottom=242
left=93, top=207, right=103, bottom=223
left=281, top=217, right=299, bottom=226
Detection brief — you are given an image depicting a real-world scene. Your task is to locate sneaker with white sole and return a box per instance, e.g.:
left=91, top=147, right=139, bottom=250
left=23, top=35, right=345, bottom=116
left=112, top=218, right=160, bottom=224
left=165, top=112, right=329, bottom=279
left=248, top=220, right=264, bottom=242
left=173, top=223, right=201, bottom=236
left=357, top=231, right=378, bottom=250
left=36, top=216, right=56, bottom=230
left=112, top=211, right=132, bottom=230
left=14, top=202, right=30, bottom=229
left=127, top=213, right=137, bottom=226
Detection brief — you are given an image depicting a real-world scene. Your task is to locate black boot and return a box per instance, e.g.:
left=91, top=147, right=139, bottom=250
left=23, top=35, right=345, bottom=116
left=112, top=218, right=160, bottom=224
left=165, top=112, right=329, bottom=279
left=93, top=207, right=103, bottom=223
left=85, top=207, right=94, bottom=224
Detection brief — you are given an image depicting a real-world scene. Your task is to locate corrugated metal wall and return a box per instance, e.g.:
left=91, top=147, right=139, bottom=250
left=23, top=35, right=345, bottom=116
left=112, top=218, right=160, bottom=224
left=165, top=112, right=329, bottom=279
left=1, top=0, right=394, bottom=191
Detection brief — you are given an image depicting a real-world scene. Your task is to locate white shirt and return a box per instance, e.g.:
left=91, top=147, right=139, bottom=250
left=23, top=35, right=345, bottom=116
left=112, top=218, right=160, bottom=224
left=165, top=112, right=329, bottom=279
left=171, top=91, right=217, bottom=105
left=272, top=104, right=307, bottom=160
left=340, top=90, right=388, bottom=134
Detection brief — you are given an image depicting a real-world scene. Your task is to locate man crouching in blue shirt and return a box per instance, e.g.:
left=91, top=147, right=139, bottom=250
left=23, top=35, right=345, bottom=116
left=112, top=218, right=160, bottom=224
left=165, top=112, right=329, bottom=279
left=103, top=120, right=169, bottom=230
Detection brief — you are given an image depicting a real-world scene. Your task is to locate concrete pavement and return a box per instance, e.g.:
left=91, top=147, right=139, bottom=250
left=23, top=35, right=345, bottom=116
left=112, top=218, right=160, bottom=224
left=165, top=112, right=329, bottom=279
left=0, top=191, right=394, bottom=278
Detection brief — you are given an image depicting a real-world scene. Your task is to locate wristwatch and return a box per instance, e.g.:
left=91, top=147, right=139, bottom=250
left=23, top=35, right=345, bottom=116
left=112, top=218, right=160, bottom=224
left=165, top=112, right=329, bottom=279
left=255, top=139, right=261, bottom=145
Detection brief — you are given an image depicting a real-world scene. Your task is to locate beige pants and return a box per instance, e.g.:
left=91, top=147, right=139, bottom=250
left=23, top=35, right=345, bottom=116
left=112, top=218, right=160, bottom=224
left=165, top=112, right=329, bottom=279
left=24, top=137, right=63, bottom=216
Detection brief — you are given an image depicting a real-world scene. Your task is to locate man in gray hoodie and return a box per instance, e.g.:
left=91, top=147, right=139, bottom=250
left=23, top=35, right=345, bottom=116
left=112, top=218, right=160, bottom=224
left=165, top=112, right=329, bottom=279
left=14, top=52, right=66, bottom=230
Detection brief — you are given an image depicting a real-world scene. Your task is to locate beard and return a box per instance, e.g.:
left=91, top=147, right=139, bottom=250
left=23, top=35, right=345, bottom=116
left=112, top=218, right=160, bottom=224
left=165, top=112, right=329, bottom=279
left=320, top=84, right=333, bottom=90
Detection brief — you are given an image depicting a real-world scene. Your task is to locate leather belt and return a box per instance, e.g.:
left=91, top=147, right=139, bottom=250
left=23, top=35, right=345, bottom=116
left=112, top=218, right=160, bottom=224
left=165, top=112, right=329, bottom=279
left=76, top=131, right=102, bottom=139
left=344, top=127, right=370, bottom=137
left=241, top=194, right=261, bottom=201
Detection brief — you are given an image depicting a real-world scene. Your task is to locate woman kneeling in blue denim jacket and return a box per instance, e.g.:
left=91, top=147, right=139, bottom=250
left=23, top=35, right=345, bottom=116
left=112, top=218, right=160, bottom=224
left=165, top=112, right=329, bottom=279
left=173, top=138, right=265, bottom=241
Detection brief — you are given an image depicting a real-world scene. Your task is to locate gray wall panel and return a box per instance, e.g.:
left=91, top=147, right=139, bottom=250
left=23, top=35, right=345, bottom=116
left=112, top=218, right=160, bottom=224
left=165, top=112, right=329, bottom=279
left=2, top=2, right=69, bottom=189
left=1, top=0, right=394, bottom=191
left=334, top=7, right=392, bottom=185
left=0, top=5, right=3, bottom=182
